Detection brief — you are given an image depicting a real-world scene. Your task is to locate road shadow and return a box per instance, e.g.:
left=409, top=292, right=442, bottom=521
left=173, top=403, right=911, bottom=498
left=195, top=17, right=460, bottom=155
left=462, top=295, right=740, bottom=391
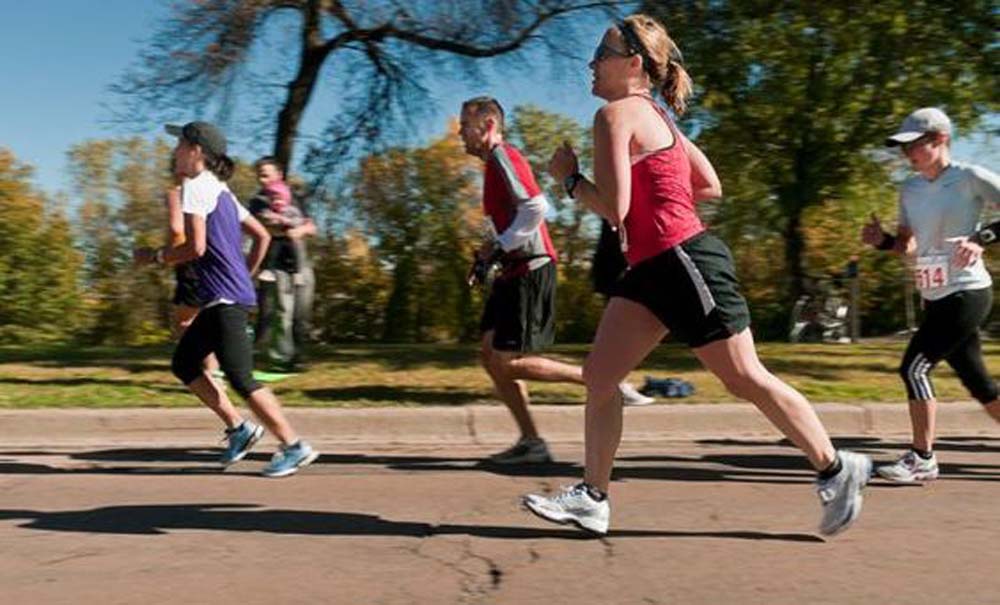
left=302, top=385, right=490, bottom=405
left=3, top=436, right=999, bottom=482
left=0, top=447, right=814, bottom=484
left=697, top=435, right=1000, bottom=455
left=0, top=503, right=822, bottom=543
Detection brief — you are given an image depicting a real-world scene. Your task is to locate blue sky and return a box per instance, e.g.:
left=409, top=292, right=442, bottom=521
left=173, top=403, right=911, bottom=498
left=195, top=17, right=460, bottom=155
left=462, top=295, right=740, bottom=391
left=1, top=1, right=995, bottom=200
left=0, top=1, right=605, bottom=198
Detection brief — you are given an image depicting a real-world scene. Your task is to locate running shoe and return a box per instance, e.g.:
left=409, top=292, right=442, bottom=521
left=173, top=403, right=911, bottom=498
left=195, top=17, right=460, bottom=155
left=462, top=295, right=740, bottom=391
left=816, top=450, right=872, bottom=536
left=220, top=421, right=264, bottom=466
left=523, top=483, right=610, bottom=535
left=488, top=437, right=552, bottom=464
left=262, top=440, right=319, bottom=477
left=619, top=382, right=655, bottom=406
left=876, top=449, right=939, bottom=483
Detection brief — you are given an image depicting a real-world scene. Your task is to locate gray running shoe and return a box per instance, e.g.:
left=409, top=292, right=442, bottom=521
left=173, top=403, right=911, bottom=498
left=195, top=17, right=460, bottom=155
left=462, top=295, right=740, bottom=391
left=488, top=437, right=552, bottom=464
left=523, top=483, right=610, bottom=535
left=816, top=450, right=872, bottom=536
left=876, top=450, right=939, bottom=483
left=619, top=382, right=655, bottom=406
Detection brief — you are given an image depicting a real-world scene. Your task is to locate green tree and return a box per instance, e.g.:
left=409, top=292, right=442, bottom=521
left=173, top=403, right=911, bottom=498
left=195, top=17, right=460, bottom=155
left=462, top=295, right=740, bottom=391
left=69, top=138, right=178, bottom=344
left=507, top=105, right=605, bottom=341
left=643, top=1, right=998, bottom=334
left=349, top=123, right=481, bottom=342
left=0, top=149, right=84, bottom=342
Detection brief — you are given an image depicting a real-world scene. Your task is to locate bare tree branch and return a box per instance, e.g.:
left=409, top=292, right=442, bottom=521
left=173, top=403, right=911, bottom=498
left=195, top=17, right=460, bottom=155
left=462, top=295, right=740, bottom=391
left=110, top=0, right=627, bottom=170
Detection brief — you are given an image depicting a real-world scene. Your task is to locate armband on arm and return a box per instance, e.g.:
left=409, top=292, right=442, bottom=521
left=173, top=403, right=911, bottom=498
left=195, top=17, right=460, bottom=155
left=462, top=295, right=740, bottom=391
left=971, top=220, right=999, bottom=246
left=875, top=232, right=897, bottom=251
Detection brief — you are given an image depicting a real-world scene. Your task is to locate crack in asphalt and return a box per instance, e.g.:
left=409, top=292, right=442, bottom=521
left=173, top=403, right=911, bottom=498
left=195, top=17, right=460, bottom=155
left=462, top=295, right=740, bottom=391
left=403, top=536, right=505, bottom=604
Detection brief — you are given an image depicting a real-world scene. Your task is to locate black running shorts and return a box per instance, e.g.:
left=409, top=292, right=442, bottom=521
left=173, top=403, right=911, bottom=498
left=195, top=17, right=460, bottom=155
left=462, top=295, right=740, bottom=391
left=173, top=263, right=203, bottom=308
left=612, top=231, right=751, bottom=348
left=480, top=261, right=557, bottom=353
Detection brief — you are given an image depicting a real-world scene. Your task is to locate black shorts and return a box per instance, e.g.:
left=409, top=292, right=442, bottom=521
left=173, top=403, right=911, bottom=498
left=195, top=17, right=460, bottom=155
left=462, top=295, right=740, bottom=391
left=171, top=304, right=261, bottom=399
left=612, top=231, right=750, bottom=348
left=173, top=264, right=202, bottom=308
left=479, top=261, right=556, bottom=353
left=900, top=288, right=997, bottom=403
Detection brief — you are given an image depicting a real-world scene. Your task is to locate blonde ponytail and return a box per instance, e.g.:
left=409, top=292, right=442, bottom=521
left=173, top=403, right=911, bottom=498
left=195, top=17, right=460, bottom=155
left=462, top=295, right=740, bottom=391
left=623, top=14, right=693, bottom=115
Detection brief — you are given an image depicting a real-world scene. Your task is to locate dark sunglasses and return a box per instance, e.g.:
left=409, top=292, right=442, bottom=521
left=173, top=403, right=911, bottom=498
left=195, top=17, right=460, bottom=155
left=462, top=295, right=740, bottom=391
left=592, top=42, right=632, bottom=63
left=901, top=133, right=935, bottom=153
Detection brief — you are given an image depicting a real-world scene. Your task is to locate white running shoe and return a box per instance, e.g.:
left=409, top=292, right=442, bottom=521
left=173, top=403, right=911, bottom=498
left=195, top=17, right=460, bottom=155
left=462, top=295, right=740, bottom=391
left=619, top=382, right=655, bottom=406
left=876, top=450, right=939, bottom=483
left=488, top=437, right=552, bottom=464
left=816, top=450, right=872, bottom=536
left=523, top=483, right=610, bottom=535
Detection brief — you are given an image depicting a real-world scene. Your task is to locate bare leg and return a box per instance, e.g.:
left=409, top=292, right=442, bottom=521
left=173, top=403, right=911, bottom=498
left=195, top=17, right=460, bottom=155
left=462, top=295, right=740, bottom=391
left=481, top=332, right=540, bottom=439
left=908, top=398, right=937, bottom=452
left=693, top=329, right=836, bottom=470
left=983, top=399, right=1000, bottom=422
left=185, top=374, right=243, bottom=429
left=581, top=298, right=667, bottom=491
left=244, top=387, right=298, bottom=446
left=506, top=356, right=584, bottom=384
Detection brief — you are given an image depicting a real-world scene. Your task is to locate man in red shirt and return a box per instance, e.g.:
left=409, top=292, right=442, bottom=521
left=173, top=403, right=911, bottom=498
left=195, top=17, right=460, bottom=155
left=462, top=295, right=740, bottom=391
left=459, top=96, right=650, bottom=464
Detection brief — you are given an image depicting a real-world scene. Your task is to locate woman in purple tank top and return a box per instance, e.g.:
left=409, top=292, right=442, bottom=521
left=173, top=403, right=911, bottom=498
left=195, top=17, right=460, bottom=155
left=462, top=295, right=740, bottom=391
left=134, top=121, right=318, bottom=478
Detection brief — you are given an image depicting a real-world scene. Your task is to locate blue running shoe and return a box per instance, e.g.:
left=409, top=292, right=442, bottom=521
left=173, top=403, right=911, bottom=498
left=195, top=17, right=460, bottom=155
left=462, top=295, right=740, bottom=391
left=262, top=440, right=319, bottom=477
left=220, top=421, right=264, bottom=466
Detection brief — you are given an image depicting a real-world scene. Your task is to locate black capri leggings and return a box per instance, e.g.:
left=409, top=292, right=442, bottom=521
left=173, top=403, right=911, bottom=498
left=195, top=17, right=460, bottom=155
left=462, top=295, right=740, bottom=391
left=899, top=287, right=997, bottom=404
left=171, top=304, right=261, bottom=398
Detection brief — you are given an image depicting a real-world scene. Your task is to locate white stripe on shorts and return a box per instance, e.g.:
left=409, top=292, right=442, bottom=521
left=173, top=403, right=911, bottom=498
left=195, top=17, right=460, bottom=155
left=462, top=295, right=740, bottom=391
left=907, top=353, right=935, bottom=401
left=675, top=246, right=716, bottom=316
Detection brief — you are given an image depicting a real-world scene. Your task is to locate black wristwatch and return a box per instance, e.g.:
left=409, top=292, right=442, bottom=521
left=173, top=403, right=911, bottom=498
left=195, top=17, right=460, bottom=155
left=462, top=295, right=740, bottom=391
left=563, top=173, right=585, bottom=198
left=972, top=224, right=998, bottom=245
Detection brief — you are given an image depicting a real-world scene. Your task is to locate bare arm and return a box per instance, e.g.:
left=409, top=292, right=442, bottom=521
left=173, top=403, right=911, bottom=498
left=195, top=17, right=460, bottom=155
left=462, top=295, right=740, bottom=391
left=241, top=214, right=271, bottom=276
left=165, top=186, right=186, bottom=245
left=287, top=217, right=317, bottom=240
left=861, top=212, right=915, bottom=256
left=157, top=213, right=206, bottom=265
left=681, top=135, right=722, bottom=201
left=554, top=104, right=632, bottom=224
left=895, top=225, right=916, bottom=256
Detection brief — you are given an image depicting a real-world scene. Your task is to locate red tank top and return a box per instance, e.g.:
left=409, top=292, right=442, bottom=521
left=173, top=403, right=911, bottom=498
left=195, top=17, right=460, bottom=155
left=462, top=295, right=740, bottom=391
left=621, top=98, right=705, bottom=266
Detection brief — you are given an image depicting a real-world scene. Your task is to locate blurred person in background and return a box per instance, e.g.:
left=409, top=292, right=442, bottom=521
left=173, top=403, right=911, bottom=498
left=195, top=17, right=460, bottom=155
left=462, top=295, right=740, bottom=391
left=250, top=156, right=317, bottom=373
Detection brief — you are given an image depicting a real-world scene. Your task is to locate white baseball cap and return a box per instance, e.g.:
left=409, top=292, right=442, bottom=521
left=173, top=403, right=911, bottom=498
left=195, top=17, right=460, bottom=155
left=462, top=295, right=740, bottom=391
left=885, top=107, right=952, bottom=147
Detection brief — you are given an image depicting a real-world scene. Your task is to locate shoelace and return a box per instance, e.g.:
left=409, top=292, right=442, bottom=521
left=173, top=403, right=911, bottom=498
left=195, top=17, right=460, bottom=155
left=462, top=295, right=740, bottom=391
left=552, top=484, right=589, bottom=504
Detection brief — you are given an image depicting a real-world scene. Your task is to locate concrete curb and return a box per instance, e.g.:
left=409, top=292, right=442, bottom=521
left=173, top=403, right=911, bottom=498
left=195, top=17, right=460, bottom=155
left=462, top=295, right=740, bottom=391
left=1, top=403, right=998, bottom=446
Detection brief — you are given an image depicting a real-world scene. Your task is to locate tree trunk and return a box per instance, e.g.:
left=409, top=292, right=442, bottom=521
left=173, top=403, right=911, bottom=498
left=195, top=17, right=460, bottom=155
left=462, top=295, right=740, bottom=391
left=273, top=0, right=328, bottom=170
left=783, top=209, right=806, bottom=306
left=273, top=49, right=325, bottom=170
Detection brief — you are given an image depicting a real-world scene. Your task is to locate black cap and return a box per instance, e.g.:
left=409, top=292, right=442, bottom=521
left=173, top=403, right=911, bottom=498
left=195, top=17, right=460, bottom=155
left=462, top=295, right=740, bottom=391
left=165, top=121, right=227, bottom=157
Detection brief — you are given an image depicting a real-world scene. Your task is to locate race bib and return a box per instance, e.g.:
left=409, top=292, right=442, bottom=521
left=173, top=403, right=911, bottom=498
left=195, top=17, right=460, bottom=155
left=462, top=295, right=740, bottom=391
left=914, top=255, right=949, bottom=291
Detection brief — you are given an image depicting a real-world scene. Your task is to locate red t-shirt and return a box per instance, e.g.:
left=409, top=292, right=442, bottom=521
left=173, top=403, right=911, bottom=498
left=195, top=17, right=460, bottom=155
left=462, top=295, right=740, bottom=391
left=483, top=143, right=557, bottom=277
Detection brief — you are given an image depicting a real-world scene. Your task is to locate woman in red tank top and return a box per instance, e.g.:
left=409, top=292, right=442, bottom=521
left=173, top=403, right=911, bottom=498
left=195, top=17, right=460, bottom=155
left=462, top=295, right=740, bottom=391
left=523, top=14, right=872, bottom=538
